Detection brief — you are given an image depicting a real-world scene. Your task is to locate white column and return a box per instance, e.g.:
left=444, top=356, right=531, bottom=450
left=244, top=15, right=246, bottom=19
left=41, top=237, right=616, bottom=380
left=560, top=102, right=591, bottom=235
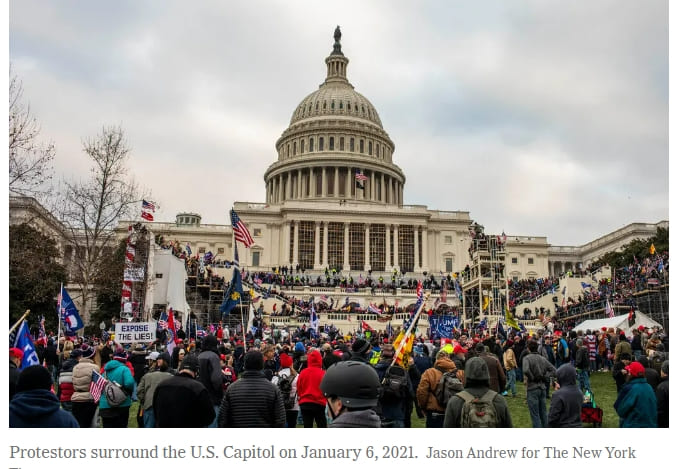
left=297, top=169, right=302, bottom=199
left=393, top=225, right=399, bottom=271
left=314, top=222, right=321, bottom=269
left=387, top=178, right=393, bottom=204
left=371, top=171, right=376, bottom=201
left=322, top=222, right=329, bottom=267
left=343, top=222, right=350, bottom=271
left=286, top=172, right=292, bottom=200
left=421, top=226, right=429, bottom=272
left=346, top=167, right=351, bottom=197
left=334, top=167, right=339, bottom=197
left=322, top=167, right=327, bottom=197
left=364, top=223, right=371, bottom=271
left=385, top=223, right=391, bottom=271
left=293, top=220, right=299, bottom=266
left=398, top=182, right=403, bottom=206
left=381, top=173, right=386, bottom=203
left=413, top=226, right=420, bottom=272
left=282, top=221, right=291, bottom=265
left=278, top=174, right=284, bottom=202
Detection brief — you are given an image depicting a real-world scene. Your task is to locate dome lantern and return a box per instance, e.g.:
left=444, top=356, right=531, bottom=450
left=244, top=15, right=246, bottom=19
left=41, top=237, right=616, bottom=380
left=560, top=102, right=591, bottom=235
left=325, top=26, right=349, bottom=85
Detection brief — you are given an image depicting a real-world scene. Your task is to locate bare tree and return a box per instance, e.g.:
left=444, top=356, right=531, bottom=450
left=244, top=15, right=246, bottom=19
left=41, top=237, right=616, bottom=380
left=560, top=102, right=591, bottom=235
left=9, top=68, right=55, bottom=197
left=59, top=125, right=146, bottom=324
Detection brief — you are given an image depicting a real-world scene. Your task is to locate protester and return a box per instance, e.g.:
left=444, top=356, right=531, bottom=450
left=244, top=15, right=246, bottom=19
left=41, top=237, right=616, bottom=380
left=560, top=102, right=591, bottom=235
left=296, top=349, right=327, bottom=427
left=443, top=356, right=512, bottom=428
left=218, top=350, right=285, bottom=427
left=416, top=349, right=459, bottom=428
left=548, top=364, right=583, bottom=428
left=473, top=342, right=506, bottom=393
left=613, top=361, right=657, bottom=427
left=198, top=334, right=225, bottom=427
left=271, top=352, right=299, bottom=428
left=9, top=347, right=23, bottom=402
left=523, top=340, right=556, bottom=428
left=574, top=338, right=592, bottom=393
left=70, top=344, right=100, bottom=428
left=57, top=347, right=80, bottom=412
left=502, top=341, right=518, bottom=397
left=137, top=352, right=174, bottom=428
left=153, top=353, right=215, bottom=427
left=99, top=347, right=136, bottom=428
left=656, top=360, right=669, bottom=428
left=10, top=365, right=78, bottom=428
left=320, top=361, right=382, bottom=428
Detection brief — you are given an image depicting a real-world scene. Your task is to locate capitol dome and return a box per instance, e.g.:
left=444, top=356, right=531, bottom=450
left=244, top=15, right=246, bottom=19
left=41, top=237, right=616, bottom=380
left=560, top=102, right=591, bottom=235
left=264, top=27, right=405, bottom=206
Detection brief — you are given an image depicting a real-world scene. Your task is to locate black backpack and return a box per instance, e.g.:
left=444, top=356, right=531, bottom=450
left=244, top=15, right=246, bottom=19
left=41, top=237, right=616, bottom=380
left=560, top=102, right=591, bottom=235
left=277, top=373, right=296, bottom=409
left=434, top=367, right=464, bottom=407
left=381, top=365, right=408, bottom=403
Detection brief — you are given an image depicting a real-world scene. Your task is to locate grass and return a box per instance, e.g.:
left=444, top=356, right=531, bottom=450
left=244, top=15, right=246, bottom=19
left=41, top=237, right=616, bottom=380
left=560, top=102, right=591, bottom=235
left=123, top=371, right=619, bottom=428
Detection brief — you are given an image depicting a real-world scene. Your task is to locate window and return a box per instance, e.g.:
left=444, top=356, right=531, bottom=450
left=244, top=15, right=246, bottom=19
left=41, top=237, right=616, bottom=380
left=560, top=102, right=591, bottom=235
left=218, top=248, right=225, bottom=254
left=327, top=222, right=344, bottom=271
left=156, top=273, right=163, bottom=279
left=349, top=224, right=365, bottom=270
left=252, top=251, right=260, bottom=267
left=350, top=138, right=355, bottom=152
left=528, top=257, right=534, bottom=265
left=319, top=137, right=324, bottom=151
left=398, top=225, right=415, bottom=273
left=309, top=138, right=314, bottom=152
left=368, top=141, right=373, bottom=155
left=253, top=228, right=262, bottom=237
left=444, top=235, right=452, bottom=244
left=445, top=258, right=453, bottom=273
left=339, top=101, right=343, bottom=109
left=511, top=257, right=518, bottom=264
left=298, top=221, right=315, bottom=270
left=301, top=139, right=305, bottom=153
left=329, top=137, right=334, bottom=151
left=360, top=139, right=364, bottom=153
left=331, top=100, right=335, bottom=110
left=369, top=224, right=386, bottom=270
left=293, top=141, right=296, bottom=156
left=340, top=137, right=344, bottom=151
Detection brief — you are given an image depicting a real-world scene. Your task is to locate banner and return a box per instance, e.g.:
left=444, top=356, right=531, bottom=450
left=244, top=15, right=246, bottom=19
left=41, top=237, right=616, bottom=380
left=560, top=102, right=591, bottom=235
left=429, top=314, right=458, bottom=339
left=114, top=322, right=156, bottom=343
left=124, top=267, right=145, bottom=282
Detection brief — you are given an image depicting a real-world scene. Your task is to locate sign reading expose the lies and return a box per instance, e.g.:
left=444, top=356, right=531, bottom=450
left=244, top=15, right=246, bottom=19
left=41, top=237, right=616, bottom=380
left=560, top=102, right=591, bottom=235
left=114, top=322, right=156, bottom=343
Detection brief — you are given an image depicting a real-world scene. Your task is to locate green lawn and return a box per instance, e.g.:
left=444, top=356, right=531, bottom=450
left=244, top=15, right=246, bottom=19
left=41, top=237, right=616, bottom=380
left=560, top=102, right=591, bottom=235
left=125, top=371, right=619, bottom=428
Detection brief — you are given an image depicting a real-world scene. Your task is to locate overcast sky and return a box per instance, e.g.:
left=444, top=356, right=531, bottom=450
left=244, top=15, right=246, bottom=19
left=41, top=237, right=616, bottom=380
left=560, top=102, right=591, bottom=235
left=9, top=0, right=670, bottom=246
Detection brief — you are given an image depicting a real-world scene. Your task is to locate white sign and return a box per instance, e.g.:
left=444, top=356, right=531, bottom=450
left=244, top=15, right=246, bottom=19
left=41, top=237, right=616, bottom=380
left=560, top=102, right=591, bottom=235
left=124, top=267, right=145, bottom=282
left=114, top=322, right=156, bottom=344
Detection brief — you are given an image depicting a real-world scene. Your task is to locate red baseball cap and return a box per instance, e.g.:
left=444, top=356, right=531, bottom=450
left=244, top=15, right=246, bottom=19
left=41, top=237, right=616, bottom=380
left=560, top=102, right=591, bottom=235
left=625, top=362, right=645, bottom=377
left=453, top=344, right=468, bottom=355
left=9, top=347, right=24, bottom=359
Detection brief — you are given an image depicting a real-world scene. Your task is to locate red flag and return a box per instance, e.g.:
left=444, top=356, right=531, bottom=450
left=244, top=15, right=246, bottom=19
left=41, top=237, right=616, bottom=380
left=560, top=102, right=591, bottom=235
left=141, top=211, right=154, bottom=221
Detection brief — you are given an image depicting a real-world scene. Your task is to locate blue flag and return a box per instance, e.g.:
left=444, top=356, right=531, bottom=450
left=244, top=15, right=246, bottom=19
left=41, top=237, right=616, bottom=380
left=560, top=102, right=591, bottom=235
left=14, top=320, right=41, bottom=369
left=220, top=267, right=244, bottom=315
left=581, top=282, right=592, bottom=289
left=58, top=287, right=84, bottom=333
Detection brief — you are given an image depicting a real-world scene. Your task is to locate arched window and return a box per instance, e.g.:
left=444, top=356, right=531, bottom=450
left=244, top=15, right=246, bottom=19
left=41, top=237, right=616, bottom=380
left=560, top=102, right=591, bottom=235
left=331, top=100, right=335, bottom=110
left=340, top=137, right=345, bottom=151
left=323, top=101, right=327, bottom=110
left=339, top=101, right=343, bottom=109
left=359, top=139, right=364, bottom=153
left=329, top=137, right=335, bottom=150
left=319, top=137, right=324, bottom=151
left=293, top=141, right=297, bottom=156
left=350, top=137, right=355, bottom=152
left=310, top=137, right=314, bottom=152
left=368, top=141, right=373, bottom=155
left=301, top=139, right=305, bottom=153
left=286, top=144, right=290, bottom=157
left=315, top=102, right=319, bottom=111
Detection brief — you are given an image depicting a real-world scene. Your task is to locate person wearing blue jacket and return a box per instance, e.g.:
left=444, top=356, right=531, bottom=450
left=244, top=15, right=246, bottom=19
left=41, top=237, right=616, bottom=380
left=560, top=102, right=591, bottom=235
left=614, top=361, right=657, bottom=428
left=99, top=348, right=136, bottom=428
left=10, top=365, right=79, bottom=428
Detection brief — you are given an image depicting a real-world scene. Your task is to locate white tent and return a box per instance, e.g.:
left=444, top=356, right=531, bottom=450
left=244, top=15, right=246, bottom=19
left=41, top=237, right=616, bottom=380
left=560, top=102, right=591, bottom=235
left=573, top=312, right=662, bottom=334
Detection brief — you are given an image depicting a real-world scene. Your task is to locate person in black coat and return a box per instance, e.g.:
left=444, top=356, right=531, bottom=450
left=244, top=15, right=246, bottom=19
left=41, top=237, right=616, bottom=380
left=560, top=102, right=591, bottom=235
left=153, top=354, right=215, bottom=428
left=9, top=348, right=23, bottom=402
left=198, top=335, right=225, bottom=426
left=10, top=366, right=79, bottom=428
left=656, top=360, right=669, bottom=428
left=218, top=350, right=285, bottom=428
left=548, top=364, right=583, bottom=428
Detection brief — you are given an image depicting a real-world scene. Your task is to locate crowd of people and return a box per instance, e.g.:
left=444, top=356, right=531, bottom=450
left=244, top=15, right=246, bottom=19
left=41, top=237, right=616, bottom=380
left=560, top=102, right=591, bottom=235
left=9, top=317, right=669, bottom=428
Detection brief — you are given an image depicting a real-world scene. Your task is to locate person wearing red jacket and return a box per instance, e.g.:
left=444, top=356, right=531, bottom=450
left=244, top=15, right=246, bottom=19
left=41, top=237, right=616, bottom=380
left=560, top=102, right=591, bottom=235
left=296, top=349, right=326, bottom=427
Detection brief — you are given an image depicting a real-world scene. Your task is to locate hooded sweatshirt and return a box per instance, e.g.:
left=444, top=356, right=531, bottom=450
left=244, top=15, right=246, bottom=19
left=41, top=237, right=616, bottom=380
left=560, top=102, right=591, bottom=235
left=548, top=364, right=583, bottom=428
left=296, top=350, right=326, bottom=406
left=10, top=390, right=79, bottom=428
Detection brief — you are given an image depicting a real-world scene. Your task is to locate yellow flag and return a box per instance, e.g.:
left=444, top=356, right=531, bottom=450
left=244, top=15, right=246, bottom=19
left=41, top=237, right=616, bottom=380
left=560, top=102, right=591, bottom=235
left=392, top=330, right=413, bottom=367
left=649, top=243, right=656, bottom=255
left=505, top=308, right=520, bottom=330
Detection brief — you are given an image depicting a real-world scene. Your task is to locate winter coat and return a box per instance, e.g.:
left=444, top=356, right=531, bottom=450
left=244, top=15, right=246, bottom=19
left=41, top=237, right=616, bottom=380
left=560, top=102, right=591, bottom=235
left=416, top=357, right=459, bottom=412
left=478, top=352, right=506, bottom=393
left=10, top=389, right=79, bottom=428
left=137, top=370, right=174, bottom=410
left=153, top=373, right=215, bottom=427
left=523, top=352, right=556, bottom=390
left=575, top=346, right=590, bottom=370
left=548, top=365, right=583, bottom=428
left=218, top=370, right=285, bottom=427
left=329, top=409, right=381, bottom=428
left=375, top=360, right=412, bottom=421
left=71, top=358, right=100, bottom=402
left=10, top=361, right=20, bottom=401
left=57, top=357, right=78, bottom=403
left=129, top=350, right=148, bottom=384
left=99, top=359, right=135, bottom=409
left=296, top=350, right=326, bottom=406
left=198, top=349, right=225, bottom=406
left=503, top=347, right=517, bottom=371
left=614, top=377, right=657, bottom=428
left=656, top=376, right=669, bottom=428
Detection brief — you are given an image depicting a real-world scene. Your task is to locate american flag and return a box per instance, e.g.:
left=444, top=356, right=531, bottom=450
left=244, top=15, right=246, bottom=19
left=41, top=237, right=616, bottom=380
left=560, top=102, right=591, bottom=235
left=605, top=299, right=615, bottom=318
left=90, top=371, right=107, bottom=402
left=367, top=303, right=381, bottom=315
left=230, top=209, right=254, bottom=248
left=354, top=169, right=368, bottom=181
left=38, top=315, right=47, bottom=344
left=142, top=199, right=156, bottom=211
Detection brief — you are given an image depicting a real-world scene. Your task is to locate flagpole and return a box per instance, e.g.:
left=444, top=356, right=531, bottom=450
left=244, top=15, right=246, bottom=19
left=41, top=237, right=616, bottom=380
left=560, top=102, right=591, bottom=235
left=9, top=310, right=31, bottom=335
left=56, top=283, right=63, bottom=346
left=388, top=292, right=430, bottom=369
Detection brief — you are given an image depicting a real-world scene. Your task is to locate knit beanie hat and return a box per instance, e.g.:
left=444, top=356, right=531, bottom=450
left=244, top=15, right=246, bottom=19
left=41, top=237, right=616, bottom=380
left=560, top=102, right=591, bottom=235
left=16, top=365, right=53, bottom=392
left=81, top=344, right=96, bottom=359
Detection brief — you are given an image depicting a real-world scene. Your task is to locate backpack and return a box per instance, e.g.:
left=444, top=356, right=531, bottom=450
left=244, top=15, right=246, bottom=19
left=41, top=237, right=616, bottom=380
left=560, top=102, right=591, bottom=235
left=277, top=373, right=296, bottom=409
left=381, top=365, right=408, bottom=403
left=103, top=379, right=128, bottom=407
left=457, top=389, right=498, bottom=428
left=434, top=367, right=464, bottom=407
left=650, top=353, right=665, bottom=374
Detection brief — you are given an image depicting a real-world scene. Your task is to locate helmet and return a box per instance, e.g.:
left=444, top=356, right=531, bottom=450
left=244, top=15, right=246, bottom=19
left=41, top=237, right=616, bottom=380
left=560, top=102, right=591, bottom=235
left=320, top=361, right=381, bottom=408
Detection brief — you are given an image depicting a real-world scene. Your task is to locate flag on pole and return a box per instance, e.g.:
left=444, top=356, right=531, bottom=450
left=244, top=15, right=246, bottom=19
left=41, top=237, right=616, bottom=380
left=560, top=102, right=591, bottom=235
left=58, top=286, right=84, bottom=333
left=166, top=308, right=178, bottom=355
left=230, top=209, right=255, bottom=248
left=310, top=301, right=319, bottom=332
left=220, top=267, right=244, bottom=315
left=392, top=281, right=424, bottom=366
left=605, top=299, right=614, bottom=318
left=185, top=243, right=192, bottom=256
left=141, top=210, right=154, bottom=221
left=89, top=370, right=107, bottom=403
left=13, top=320, right=41, bottom=369
left=142, top=200, right=156, bottom=211
left=37, top=315, right=47, bottom=345
left=504, top=308, right=520, bottom=331
left=581, top=282, right=592, bottom=289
